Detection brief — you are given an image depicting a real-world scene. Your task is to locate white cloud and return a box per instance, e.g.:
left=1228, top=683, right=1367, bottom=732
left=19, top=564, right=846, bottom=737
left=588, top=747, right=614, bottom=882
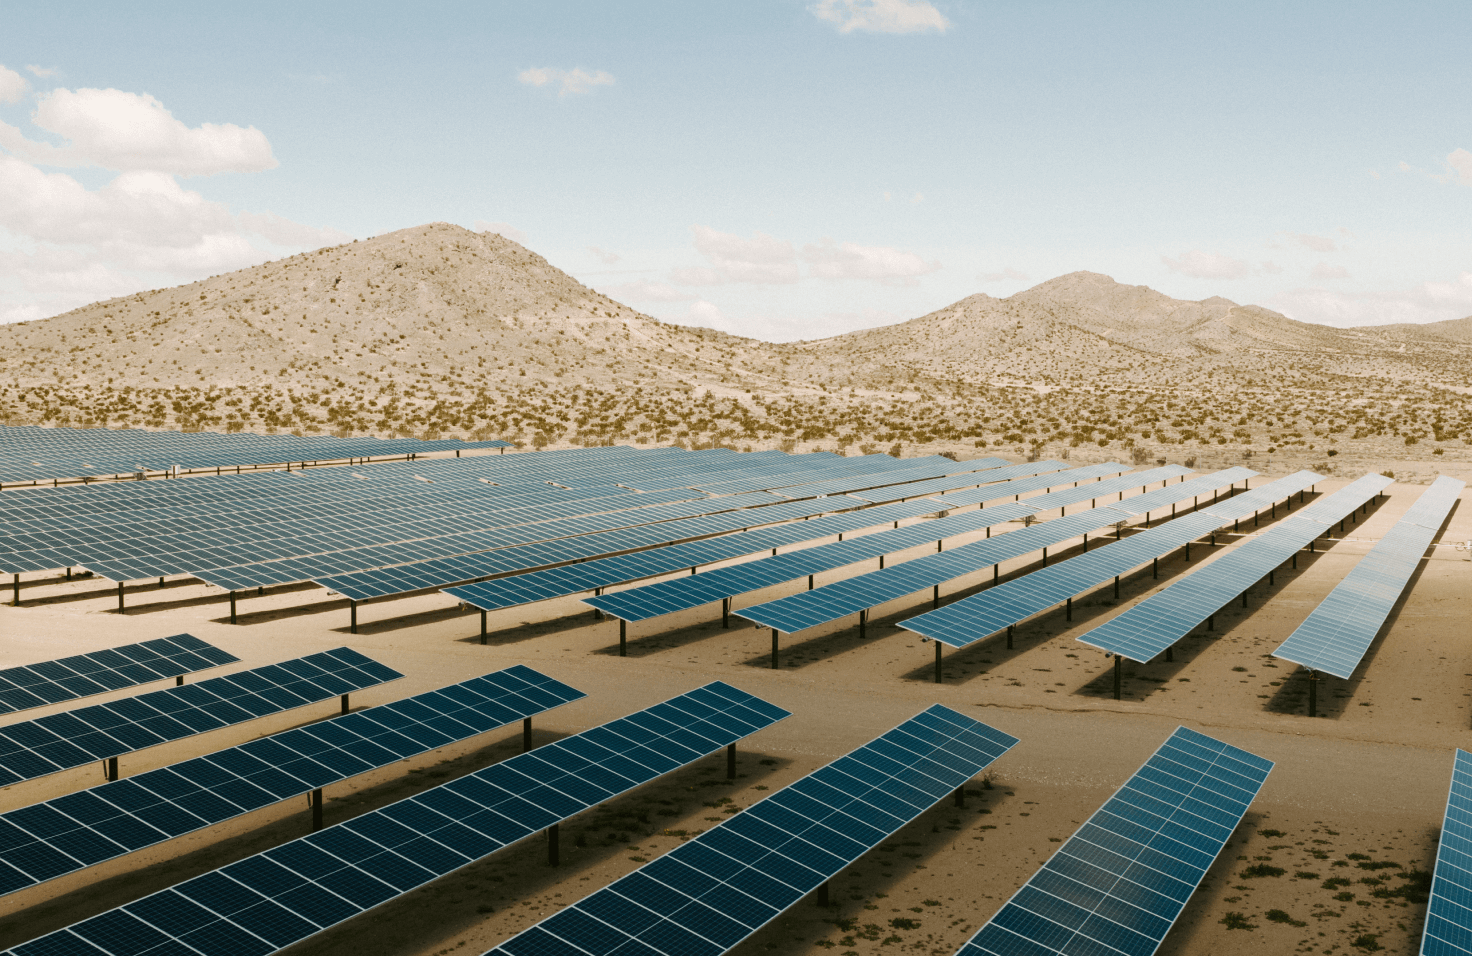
left=26, top=65, right=59, bottom=79
left=812, top=0, right=950, bottom=34
left=1311, top=262, right=1350, bottom=280
left=673, top=224, right=800, bottom=285
left=1160, top=250, right=1249, bottom=280
left=588, top=245, right=619, bottom=265
left=517, top=67, right=615, bottom=97
left=0, top=81, right=345, bottom=323
left=0, top=65, right=26, bottom=104
left=0, top=87, right=276, bottom=176
left=1447, top=148, right=1472, bottom=186
left=1268, top=271, right=1472, bottom=328
left=803, top=238, right=940, bottom=285
left=473, top=220, right=526, bottom=242
left=599, top=279, right=695, bottom=302
left=980, top=267, right=1028, bottom=283
left=1290, top=232, right=1337, bottom=252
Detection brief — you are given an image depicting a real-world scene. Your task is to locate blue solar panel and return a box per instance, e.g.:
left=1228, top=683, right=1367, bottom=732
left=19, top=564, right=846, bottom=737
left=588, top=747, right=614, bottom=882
left=0, top=649, right=402, bottom=786
left=1272, top=475, right=1462, bottom=678
left=2, top=681, right=789, bottom=956
left=740, top=468, right=1252, bottom=636
left=446, top=498, right=946, bottom=613
left=956, top=726, right=1272, bottom=956
left=0, top=665, right=583, bottom=898
left=901, top=470, right=1319, bottom=649
left=0, top=634, right=237, bottom=716
left=1081, top=473, right=1395, bottom=664
left=1422, top=749, right=1472, bottom=956
left=931, top=463, right=1131, bottom=511
left=486, top=705, right=1019, bottom=956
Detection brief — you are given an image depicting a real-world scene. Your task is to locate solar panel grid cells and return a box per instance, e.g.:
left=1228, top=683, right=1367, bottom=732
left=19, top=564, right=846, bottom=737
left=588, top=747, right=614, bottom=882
left=0, top=635, right=238, bottom=716
left=486, top=706, right=1017, bottom=956
left=1, top=682, right=788, bottom=956
left=447, top=499, right=947, bottom=614
left=0, top=649, right=401, bottom=787
left=957, top=727, right=1271, bottom=956
left=1423, top=750, right=1472, bottom=956
left=0, top=666, right=583, bottom=898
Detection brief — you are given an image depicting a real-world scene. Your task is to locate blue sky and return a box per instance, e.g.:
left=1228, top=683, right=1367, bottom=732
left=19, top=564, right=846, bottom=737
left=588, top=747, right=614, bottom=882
left=2, top=0, right=1469, bottom=339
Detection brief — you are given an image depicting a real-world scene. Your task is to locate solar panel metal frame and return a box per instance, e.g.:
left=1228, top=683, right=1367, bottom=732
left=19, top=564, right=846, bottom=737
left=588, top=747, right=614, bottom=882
left=485, top=704, right=1019, bottom=956
left=1079, top=472, right=1395, bottom=664
left=955, top=726, right=1273, bottom=956
left=1274, top=474, right=1464, bottom=679
left=2, top=681, right=790, bottom=956
left=0, top=634, right=238, bottom=716
left=0, top=665, right=583, bottom=897
left=0, top=648, right=402, bottom=786
left=899, top=470, right=1322, bottom=649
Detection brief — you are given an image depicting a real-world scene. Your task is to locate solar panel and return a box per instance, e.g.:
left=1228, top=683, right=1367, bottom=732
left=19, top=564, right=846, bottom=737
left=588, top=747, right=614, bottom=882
left=956, top=726, right=1273, bottom=956
left=485, top=705, right=1019, bottom=956
left=586, top=501, right=1040, bottom=624
left=0, top=648, right=402, bottom=786
left=1422, top=749, right=1472, bottom=956
left=931, top=462, right=1131, bottom=511
left=900, top=470, right=1319, bottom=649
left=1275, top=475, right=1465, bottom=679
left=739, top=468, right=1250, bottom=636
left=446, top=498, right=947, bottom=613
left=0, top=634, right=238, bottom=716
left=3, top=681, right=790, bottom=956
left=0, top=665, right=583, bottom=897
left=317, top=495, right=865, bottom=603
left=1081, top=472, right=1395, bottom=664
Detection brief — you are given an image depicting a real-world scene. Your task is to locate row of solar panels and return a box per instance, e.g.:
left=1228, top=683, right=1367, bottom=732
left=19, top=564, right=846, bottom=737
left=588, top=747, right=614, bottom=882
left=0, top=448, right=1000, bottom=589
left=0, top=639, right=1274, bottom=956
left=0, top=423, right=515, bottom=484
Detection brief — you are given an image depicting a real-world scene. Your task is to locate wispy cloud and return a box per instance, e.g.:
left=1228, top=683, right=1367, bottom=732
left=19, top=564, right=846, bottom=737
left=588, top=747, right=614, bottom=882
left=812, top=0, right=950, bottom=34
left=803, top=238, right=940, bottom=285
left=1269, top=271, right=1472, bottom=328
left=671, top=225, right=801, bottom=285
left=1447, top=148, right=1472, bottom=186
left=1160, top=250, right=1249, bottom=280
left=25, top=65, right=59, bottom=79
left=599, top=279, right=694, bottom=303
left=517, top=67, right=615, bottom=97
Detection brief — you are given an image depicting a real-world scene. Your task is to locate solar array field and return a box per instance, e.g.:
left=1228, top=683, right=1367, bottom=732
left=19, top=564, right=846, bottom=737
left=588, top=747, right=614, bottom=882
left=1, top=430, right=1466, bottom=956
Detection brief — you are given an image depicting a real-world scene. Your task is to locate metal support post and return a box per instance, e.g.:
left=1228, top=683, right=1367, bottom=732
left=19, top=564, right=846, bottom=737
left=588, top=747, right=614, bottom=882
left=481, top=609, right=487, bottom=644
left=1165, top=645, right=1173, bottom=662
left=1185, top=542, right=1191, bottom=560
left=106, top=756, right=119, bottom=781
left=1006, top=624, right=1013, bottom=649
left=1114, top=575, right=1120, bottom=599
left=771, top=629, right=780, bottom=669
left=230, top=591, right=237, bottom=624
left=1083, top=534, right=1088, bottom=552
left=341, top=694, right=349, bottom=714
left=1292, top=552, right=1297, bottom=569
left=932, top=584, right=939, bottom=609
left=311, top=788, right=324, bottom=831
left=1308, top=670, right=1318, bottom=717
left=954, top=784, right=965, bottom=808
left=859, top=609, right=867, bottom=639
left=1042, top=547, right=1048, bottom=567
left=722, top=597, right=730, bottom=628
left=934, top=641, right=942, bottom=684
left=879, top=555, right=884, bottom=569
left=11, top=573, right=17, bottom=606
left=524, top=717, right=533, bottom=752
left=727, top=742, right=736, bottom=780
left=993, top=564, right=999, bottom=585
left=1242, top=590, right=1247, bottom=608
left=176, top=675, right=184, bottom=686
left=620, top=619, right=627, bottom=656
left=1066, top=597, right=1072, bottom=621
left=808, top=575, right=814, bottom=590
left=1153, top=557, right=1158, bottom=579
left=117, top=581, right=125, bottom=613
left=817, top=881, right=830, bottom=908
left=1113, top=655, right=1122, bottom=701
left=1207, top=615, right=1214, bottom=632
left=548, top=823, right=560, bottom=866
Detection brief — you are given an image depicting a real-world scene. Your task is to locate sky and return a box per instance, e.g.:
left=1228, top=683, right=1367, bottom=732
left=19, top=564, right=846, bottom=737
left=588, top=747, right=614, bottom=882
left=2, top=0, right=1470, bottom=341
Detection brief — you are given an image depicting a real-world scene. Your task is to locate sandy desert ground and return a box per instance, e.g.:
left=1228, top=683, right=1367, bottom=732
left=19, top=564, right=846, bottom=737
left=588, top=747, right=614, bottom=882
left=0, top=465, right=1468, bottom=956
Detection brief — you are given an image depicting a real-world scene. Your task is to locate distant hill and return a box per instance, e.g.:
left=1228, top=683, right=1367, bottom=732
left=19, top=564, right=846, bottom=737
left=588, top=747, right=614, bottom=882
left=0, top=225, right=1466, bottom=467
